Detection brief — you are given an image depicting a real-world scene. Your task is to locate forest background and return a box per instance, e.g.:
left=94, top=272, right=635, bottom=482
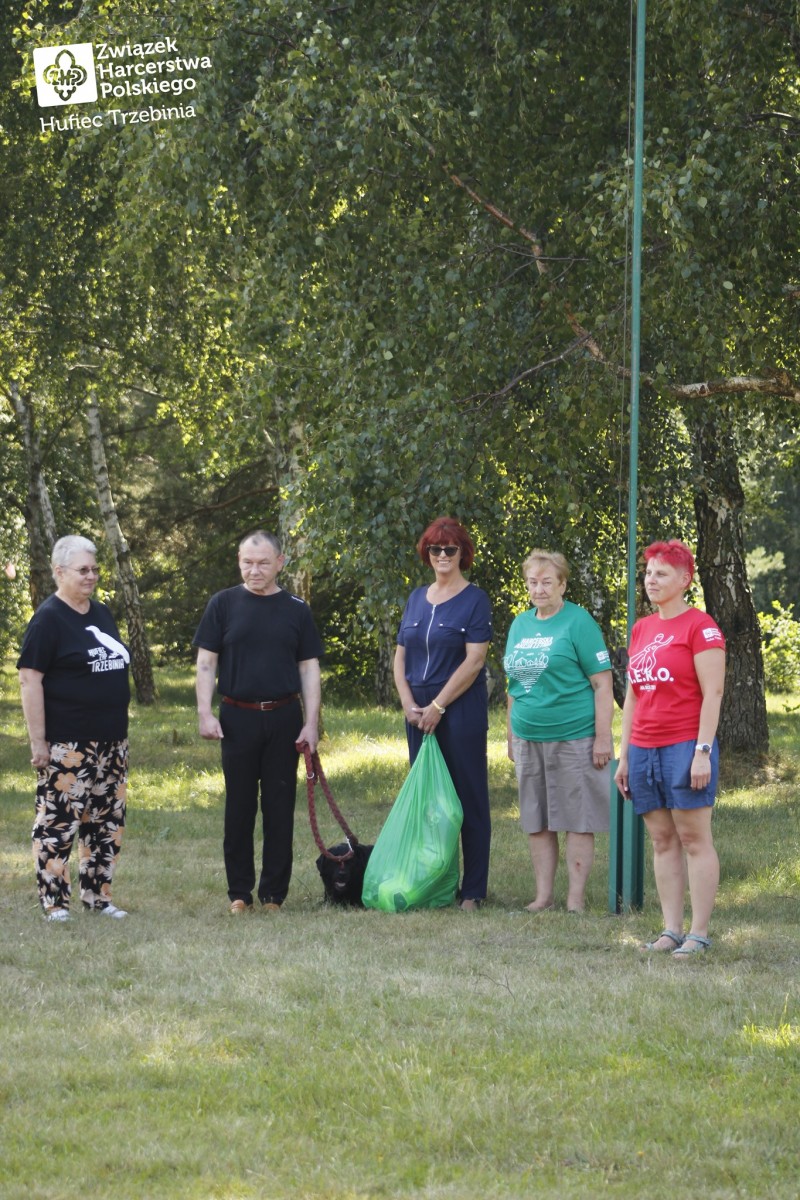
left=2, top=0, right=800, bottom=747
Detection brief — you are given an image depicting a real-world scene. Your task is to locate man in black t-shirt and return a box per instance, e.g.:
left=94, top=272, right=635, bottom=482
left=193, top=531, right=323, bottom=913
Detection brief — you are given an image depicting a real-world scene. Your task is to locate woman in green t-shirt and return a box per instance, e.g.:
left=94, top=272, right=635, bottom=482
left=504, top=550, right=614, bottom=913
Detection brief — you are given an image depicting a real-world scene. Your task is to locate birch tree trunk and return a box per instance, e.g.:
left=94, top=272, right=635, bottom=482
left=274, top=413, right=313, bottom=603
left=691, top=409, right=768, bottom=754
left=270, top=407, right=328, bottom=731
left=86, top=394, right=156, bottom=704
left=9, top=382, right=57, bottom=609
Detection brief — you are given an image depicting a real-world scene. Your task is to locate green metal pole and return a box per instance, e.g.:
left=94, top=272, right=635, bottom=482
left=610, top=0, right=646, bottom=913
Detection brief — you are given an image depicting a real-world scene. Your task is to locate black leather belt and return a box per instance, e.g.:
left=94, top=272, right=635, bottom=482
left=220, top=694, right=299, bottom=711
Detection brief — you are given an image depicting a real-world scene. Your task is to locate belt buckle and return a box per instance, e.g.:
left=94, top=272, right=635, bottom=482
left=259, top=700, right=274, bottom=711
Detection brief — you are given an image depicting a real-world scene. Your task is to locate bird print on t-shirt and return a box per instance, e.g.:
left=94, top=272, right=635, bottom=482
left=85, top=625, right=130, bottom=663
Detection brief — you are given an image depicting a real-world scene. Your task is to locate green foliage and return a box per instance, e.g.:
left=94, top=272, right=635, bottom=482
left=1, top=0, right=799, bottom=706
left=744, top=420, right=800, bottom=618
left=759, top=601, right=800, bottom=694
left=747, top=546, right=787, bottom=616
left=0, top=560, right=29, bottom=664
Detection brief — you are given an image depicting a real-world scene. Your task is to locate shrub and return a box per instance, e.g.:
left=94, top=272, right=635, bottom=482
left=758, top=601, right=800, bottom=693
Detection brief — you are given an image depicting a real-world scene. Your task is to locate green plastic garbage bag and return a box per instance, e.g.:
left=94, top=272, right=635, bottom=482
left=362, top=734, right=463, bottom=912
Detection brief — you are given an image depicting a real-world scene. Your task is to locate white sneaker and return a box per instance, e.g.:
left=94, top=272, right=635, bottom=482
left=100, top=903, right=128, bottom=918
left=44, top=908, right=71, bottom=922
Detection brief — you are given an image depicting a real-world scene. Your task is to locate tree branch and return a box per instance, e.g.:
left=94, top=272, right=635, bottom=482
left=667, top=372, right=800, bottom=402
left=441, top=164, right=549, bottom=276
left=439, top=159, right=800, bottom=407
left=174, top=486, right=279, bottom=524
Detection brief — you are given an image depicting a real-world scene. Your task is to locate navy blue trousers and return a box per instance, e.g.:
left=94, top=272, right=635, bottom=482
left=219, top=700, right=303, bottom=904
left=405, top=686, right=491, bottom=901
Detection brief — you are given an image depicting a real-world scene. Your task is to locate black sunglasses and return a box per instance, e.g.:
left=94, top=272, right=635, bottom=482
left=428, top=545, right=459, bottom=558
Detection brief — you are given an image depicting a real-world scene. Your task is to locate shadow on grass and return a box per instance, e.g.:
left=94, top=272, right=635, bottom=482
left=720, top=749, right=798, bottom=790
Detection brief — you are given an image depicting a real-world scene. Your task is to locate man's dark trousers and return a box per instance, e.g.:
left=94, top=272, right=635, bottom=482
left=219, top=699, right=303, bottom=905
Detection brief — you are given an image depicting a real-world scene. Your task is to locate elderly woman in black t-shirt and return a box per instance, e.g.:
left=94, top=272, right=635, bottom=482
left=17, top=536, right=131, bottom=922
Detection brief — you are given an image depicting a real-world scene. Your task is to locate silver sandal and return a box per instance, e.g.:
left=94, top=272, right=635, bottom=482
left=672, top=933, right=711, bottom=957
left=642, top=929, right=684, bottom=951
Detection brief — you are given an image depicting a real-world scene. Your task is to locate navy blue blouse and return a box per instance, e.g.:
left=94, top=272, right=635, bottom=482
left=397, top=583, right=493, bottom=688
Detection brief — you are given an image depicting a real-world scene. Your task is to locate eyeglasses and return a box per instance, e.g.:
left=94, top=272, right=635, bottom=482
left=66, top=566, right=100, bottom=577
left=428, top=545, right=459, bottom=558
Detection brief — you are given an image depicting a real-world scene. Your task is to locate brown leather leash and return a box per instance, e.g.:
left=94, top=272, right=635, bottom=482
left=298, top=741, right=362, bottom=863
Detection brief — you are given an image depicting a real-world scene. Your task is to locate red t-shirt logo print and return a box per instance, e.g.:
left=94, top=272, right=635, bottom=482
left=628, top=632, right=675, bottom=683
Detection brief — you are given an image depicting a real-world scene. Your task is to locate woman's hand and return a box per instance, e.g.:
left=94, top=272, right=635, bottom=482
left=690, top=749, right=712, bottom=789
left=19, top=669, right=49, bottom=769
left=615, top=686, right=636, bottom=800
left=30, top=738, right=50, bottom=770
left=592, top=734, right=613, bottom=769
left=395, top=646, right=425, bottom=729
left=589, top=673, right=614, bottom=770
left=691, top=648, right=724, bottom=789
left=415, top=704, right=443, bottom=735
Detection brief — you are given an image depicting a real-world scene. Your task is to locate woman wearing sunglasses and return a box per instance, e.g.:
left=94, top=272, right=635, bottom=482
left=393, top=517, right=492, bottom=910
left=17, top=535, right=131, bottom=921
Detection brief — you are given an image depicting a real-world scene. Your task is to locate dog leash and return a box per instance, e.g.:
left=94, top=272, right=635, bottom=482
left=298, top=741, right=361, bottom=863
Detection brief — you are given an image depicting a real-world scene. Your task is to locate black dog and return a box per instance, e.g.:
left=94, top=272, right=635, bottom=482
left=316, top=840, right=373, bottom=907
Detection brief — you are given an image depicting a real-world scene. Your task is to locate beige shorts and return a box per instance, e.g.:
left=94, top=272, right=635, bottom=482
left=512, top=734, right=610, bottom=834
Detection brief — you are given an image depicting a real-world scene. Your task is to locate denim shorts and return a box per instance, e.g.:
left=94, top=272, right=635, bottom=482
left=627, top=739, right=719, bottom=815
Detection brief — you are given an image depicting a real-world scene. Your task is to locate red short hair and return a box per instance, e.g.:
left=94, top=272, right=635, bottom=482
left=644, top=539, right=695, bottom=584
left=417, top=517, right=475, bottom=570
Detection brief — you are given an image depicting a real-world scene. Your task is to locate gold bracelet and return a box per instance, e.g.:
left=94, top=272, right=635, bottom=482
left=432, top=700, right=446, bottom=715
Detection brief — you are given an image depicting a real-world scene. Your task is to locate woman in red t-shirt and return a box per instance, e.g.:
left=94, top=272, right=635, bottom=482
left=615, top=541, right=726, bottom=957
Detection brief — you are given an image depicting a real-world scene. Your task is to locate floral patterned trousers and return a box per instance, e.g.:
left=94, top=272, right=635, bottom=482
left=32, top=739, right=128, bottom=912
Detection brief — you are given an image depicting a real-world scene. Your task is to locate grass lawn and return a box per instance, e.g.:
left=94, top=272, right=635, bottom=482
left=0, top=664, right=797, bottom=1200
